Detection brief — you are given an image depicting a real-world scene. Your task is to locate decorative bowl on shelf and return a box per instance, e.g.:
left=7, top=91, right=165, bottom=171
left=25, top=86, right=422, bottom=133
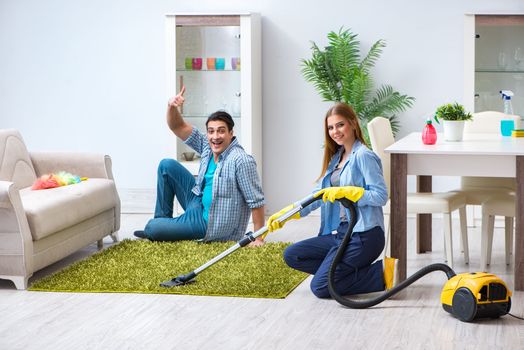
left=182, top=152, right=196, bottom=161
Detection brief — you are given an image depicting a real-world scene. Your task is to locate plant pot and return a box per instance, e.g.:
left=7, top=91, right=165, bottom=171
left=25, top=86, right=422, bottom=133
left=443, top=120, right=465, bottom=141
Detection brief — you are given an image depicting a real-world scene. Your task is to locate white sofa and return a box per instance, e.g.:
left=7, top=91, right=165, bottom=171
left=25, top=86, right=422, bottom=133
left=0, top=129, right=120, bottom=289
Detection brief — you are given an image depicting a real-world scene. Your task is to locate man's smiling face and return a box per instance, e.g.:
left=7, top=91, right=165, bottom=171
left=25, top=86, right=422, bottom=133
left=207, top=120, right=234, bottom=157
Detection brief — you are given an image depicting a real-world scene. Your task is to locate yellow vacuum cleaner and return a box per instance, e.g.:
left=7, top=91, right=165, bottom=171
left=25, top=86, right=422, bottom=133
left=161, top=193, right=521, bottom=323
left=441, top=272, right=511, bottom=322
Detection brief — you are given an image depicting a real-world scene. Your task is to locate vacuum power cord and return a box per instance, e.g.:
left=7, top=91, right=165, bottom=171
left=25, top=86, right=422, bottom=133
left=507, top=313, right=524, bottom=320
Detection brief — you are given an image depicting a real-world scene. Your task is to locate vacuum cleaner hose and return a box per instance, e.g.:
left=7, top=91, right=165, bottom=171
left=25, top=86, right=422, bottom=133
left=327, top=198, right=456, bottom=309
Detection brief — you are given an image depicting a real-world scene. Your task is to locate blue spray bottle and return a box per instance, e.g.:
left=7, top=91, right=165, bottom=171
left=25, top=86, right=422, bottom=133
left=500, top=90, right=514, bottom=115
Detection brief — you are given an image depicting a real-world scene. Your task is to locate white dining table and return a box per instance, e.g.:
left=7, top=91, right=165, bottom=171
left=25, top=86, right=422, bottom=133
left=385, top=132, right=524, bottom=290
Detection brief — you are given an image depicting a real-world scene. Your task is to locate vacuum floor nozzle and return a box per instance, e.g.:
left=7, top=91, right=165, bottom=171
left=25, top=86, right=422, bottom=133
left=160, top=272, right=197, bottom=287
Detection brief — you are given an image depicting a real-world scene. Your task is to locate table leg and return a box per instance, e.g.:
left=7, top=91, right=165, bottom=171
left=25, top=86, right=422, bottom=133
left=390, top=153, right=407, bottom=281
left=515, top=156, right=524, bottom=291
left=417, top=176, right=432, bottom=253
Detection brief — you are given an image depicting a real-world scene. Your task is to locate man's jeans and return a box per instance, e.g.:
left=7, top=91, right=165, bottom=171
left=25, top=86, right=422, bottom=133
left=144, top=159, right=207, bottom=241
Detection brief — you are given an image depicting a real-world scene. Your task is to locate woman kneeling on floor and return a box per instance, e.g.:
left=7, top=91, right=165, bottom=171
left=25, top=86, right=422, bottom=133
left=267, top=103, right=398, bottom=298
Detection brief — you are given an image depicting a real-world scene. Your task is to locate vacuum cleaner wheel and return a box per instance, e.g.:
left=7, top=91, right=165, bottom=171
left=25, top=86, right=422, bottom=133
left=452, top=287, right=477, bottom=322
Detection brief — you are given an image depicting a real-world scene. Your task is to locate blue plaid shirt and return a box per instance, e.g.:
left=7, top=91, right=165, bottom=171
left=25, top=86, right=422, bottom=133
left=184, top=127, right=265, bottom=241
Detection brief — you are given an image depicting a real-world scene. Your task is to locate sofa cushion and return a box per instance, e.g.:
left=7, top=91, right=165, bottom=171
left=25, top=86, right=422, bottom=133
left=19, top=178, right=118, bottom=240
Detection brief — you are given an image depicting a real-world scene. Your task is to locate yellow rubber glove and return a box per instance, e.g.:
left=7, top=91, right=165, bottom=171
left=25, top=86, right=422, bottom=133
left=265, top=204, right=301, bottom=234
left=315, top=186, right=365, bottom=203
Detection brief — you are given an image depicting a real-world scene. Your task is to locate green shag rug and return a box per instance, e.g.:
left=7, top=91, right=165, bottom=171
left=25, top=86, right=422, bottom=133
left=29, top=239, right=308, bottom=298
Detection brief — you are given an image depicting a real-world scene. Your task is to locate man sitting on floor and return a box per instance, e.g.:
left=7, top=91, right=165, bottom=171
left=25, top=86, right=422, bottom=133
left=134, top=86, right=266, bottom=246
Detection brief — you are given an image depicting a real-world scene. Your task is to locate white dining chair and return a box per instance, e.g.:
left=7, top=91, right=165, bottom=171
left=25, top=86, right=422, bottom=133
left=463, top=110, right=521, bottom=134
left=368, top=117, right=469, bottom=269
left=461, top=111, right=518, bottom=268
left=460, top=112, right=518, bottom=205
left=480, top=194, right=515, bottom=271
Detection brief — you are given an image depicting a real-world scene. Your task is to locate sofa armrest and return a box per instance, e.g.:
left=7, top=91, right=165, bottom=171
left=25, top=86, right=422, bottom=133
left=0, top=181, right=34, bottom=285
left=29, top=152, right=115, bottom=180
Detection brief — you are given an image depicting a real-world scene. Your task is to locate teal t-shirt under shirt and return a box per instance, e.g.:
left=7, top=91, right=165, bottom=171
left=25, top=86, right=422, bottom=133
left=202, top=156, right=217, bottom=221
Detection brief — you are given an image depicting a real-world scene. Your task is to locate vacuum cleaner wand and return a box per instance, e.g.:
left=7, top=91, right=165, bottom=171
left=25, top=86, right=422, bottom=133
left=160, top=193, right=321, bottom=287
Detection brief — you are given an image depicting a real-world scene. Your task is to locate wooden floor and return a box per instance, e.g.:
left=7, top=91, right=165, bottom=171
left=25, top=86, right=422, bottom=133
left=1, top=213, right=523, bottom=349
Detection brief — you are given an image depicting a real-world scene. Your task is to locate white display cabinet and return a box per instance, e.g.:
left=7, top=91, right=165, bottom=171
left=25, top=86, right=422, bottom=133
left=474, top=15, right=524, bottom=116
left=165, top=13, right=262, bottom=176
left=464, top=14, right=524, bottom=116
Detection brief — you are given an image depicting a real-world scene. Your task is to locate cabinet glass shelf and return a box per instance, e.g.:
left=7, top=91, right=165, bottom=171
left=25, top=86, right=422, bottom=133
left=177, top=69, right=240, bottom=72
left=475, top=69, right=524, bottom=73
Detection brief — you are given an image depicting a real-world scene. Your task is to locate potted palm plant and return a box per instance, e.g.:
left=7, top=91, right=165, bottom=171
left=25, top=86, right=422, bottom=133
left=434, top=102, right=473, bottom=141
left=301, top=28, right=415, bottom=138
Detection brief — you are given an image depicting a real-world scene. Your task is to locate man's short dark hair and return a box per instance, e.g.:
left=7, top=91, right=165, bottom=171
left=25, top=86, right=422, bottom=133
left=206, top=111, right=235, bottom=132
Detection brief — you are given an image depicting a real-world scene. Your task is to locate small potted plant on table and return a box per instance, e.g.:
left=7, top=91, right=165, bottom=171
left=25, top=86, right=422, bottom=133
left=434, top=102, right=473, bottom=141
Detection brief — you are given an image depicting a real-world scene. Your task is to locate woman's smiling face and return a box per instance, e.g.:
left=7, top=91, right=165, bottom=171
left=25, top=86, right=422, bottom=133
left=327, top=113, right=355, bottom=146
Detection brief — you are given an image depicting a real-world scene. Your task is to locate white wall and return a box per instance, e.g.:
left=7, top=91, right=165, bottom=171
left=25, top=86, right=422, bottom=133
left=1, top=0, right=523, bottom=213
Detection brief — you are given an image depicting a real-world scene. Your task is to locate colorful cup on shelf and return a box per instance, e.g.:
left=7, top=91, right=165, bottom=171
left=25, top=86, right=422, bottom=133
left=206, top=58, right=216, bottom=70
left=215, top=57, right=225, bottom=70
left=192, top=58, right=202, bottom=70
left=184, top=57, right=192, bottom=70
left=231, top=57, right=240, bottom=70
left=500, top=119, right=515, bottom=137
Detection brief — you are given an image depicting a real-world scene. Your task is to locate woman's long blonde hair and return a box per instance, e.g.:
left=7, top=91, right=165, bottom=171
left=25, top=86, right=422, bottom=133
left=317, top=103, right=369, bottom=181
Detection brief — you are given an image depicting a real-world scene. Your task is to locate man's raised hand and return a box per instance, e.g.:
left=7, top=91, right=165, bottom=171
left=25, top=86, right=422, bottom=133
left=168, top=86, right=186, bottom=107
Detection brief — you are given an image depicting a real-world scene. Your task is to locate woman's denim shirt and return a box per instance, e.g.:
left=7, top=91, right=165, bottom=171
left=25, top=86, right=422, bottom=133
left=299, top=140, right=388, bottom=235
